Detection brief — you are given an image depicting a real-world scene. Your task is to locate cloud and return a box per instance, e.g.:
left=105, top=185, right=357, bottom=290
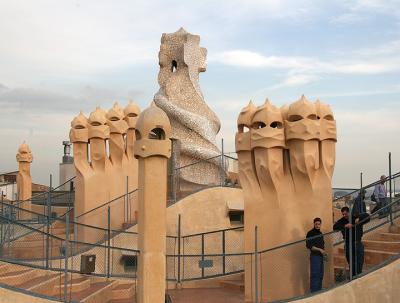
left=331, top=0, right=400, bottom=24
left=330, top=13, right=368, bottom=24
left=345, top=0, right=400, bottom=16
left=0, top=84, right=146, bottom=117
left=212, top=43, right=400, bottom=89
left=213, top=49, right=400, bottom=73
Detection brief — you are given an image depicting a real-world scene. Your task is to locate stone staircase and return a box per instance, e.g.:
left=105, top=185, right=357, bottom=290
left=220, top=227, right=400, bottom=292
left=0, top=261, right=137, bottom=303
left=333, top=226, right=400, bottom=276
left=2, top=219, right=74, bottom=259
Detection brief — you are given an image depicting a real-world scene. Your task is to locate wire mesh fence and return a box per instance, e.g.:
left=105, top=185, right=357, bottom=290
left=165, top=226, right=244, bottom=282
left=249, top=194, right=400, bottom=302
left=0, top=211, right=138, bottom=302
left=168, top=152, right=240, bottom=204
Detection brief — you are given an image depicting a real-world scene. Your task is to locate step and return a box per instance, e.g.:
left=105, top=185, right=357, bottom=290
left=53, top=276, right=90, bottom=295
left=0, top=268, right=40, bottom=285
left=108, top=299, right=136, bottom=303
left=363, top=240, right=400, bottom=253
left=5, top=244, right=63, bottom=259
left=112, top=282, right=136, bottom=300
left=16, top=272, right=59, bottom=290
left=337, top=247, right=397, bottom=266
left=73, top=281, right=115, bottom=303
left=333, top=254, right=347, bottom=267
left=220, top=280, right=245, bottom=291
left=379, top=232, right=400, bottom=241
left=30, top=273, right=66, bottom=297
left=11, top=238, right=63, bottom=248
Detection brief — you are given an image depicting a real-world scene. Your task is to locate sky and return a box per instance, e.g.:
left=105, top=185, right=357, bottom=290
left=0, top=0, right=399, bottom=188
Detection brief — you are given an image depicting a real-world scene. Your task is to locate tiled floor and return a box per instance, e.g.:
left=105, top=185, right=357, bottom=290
left=167, top=288, right=244, bottom=303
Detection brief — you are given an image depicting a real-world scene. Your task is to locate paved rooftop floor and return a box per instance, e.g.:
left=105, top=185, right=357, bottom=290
left=167, top=288, right=244, bottom=303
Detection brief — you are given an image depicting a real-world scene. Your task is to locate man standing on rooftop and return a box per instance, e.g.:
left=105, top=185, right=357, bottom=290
left=306, top=217, right=326, bottom=293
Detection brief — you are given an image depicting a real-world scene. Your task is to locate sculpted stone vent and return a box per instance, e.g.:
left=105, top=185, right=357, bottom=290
left=153, top=28, right=222, bottom=191
left=235, top=95, right=337, bottom=302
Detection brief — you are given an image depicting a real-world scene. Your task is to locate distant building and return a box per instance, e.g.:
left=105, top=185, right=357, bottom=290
left=59, top=141, right=75, bottom=190
left=0, top=171, right=18, bottom=200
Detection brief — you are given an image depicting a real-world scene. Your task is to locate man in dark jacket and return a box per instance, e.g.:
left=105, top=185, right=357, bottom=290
left=333, top=206, right=370, bottom=277
left=306, top=217, right=326, bottom=292
left=351, top=190, right=366, bottom=217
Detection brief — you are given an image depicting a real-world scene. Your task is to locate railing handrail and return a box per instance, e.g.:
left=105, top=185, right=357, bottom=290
left=182, top=225, right=243, bottom=238
left=11, top=176, right=77, bottom=207
left=0, top=213, right=140, bottom=256
left=256, top=195, right=400, bottom=255
left=0, top=199, right=138, bottom=235
left=333, top=172, right=400, bottom=202
left=75, top=188, right=139, bottom=219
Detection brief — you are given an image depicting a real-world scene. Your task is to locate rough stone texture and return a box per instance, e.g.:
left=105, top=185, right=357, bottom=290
left=235, top=96, right=336, bottom=302
left=69, top=102, right=140, bottom=243
left=134, top=104, right=172, bottom=303
left=154, top=28, right=222, bottom=191
left=16, top=142, right=33, bottom=217
left=293, top=257, right=400, bottom=303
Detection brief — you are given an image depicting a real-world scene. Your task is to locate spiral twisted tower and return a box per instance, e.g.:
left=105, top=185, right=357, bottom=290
left=154, top=28, right=222, bottom=190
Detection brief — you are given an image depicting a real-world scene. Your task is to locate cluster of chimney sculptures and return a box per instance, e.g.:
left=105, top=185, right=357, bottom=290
left=15, top=28, right=336, bottom=303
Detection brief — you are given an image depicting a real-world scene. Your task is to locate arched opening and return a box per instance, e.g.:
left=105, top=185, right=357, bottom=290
left=149, top=128, right=165, bottom=140
left=270, top=121, right=283, bottom=129
left=324, top=114, right=334, bottom=121
left=252, top=121, right=266, bottom=129
left=135, top=130, right=142, bottom=140
left=238, top=124, right=250, bottom=133
left=288, top=115, right=303, bottom=122
left=171, top=60, right=178, bottom=73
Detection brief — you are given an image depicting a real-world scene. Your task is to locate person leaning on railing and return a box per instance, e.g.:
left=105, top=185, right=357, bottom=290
left=372, top=175, right=388, bottom=218
left=306, top=217, right=327, bottom=293
left=333, top=206, right=370, bottom=278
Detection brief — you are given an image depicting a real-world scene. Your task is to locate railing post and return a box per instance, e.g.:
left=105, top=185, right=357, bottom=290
left=389, top=152, right=393, bottom=224
left=177, top=214, right=181, bottom=285
left=360, top=172, right=363, bottom=199
left=201, top=233, right=205, bottom=278
left=64, top=212, right=69, bottom=303
left=220, top=138, right=225, bottom=186
left=126, top=176, right=129, bottom=223
left=222, top=229, right=226, bottom=275
left=349, top=197, right=353, bottom=280
left=254, top=226, right=259, bottom=303
left=1, top=192, right=3, bottom=248
left=107, top=206, right=111, bottom=278
left=46, top=174, right=52, bottom=269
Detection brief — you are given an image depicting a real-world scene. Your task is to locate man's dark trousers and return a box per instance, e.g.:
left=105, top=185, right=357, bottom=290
left=310, top=254, right=324, bottom=292
left=345, top=242, right=364, bottom=277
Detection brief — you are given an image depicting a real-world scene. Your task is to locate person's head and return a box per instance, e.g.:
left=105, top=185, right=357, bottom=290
left=313, top=217, right=322, bottom=230
left=380, top=175, right=387, bottom=184
left=341, top=206, right=350, bottom=219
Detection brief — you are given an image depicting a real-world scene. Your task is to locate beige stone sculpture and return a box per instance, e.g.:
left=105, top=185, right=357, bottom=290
left=69, top=102, right=140, bottom=243
left=154, top=28, right=222, bottom=191
left=134, top=104, right=172, bottom=303
left=124, top=102, right=141, bottom=222
left=235, top=96, right=337, bottom=302
left=16, top=142, right=33, bottom=217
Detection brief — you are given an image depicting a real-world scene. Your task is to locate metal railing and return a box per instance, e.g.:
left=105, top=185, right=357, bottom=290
left=168, top=151, right=239, bottom=205
left=0, top=200, right=139, bottom=271
left=0, top=211, right=139, bottom=302
left=166, top=224, right=244, bottom=282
